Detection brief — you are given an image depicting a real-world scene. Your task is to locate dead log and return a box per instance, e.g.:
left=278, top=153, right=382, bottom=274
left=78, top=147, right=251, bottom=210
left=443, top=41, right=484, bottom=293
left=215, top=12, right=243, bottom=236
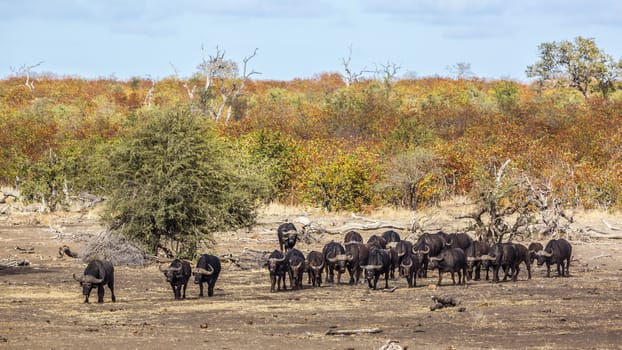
left=15, top=246, right=35, bottom=253
left=325, top=328, right=382, bottom=336
left=602, top=219, right=621, bottom=231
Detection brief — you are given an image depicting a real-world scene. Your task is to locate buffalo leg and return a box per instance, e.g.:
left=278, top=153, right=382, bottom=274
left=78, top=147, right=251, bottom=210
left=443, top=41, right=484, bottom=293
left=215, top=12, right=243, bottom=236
left=199, top=282, right=205, bottom=297
left=565, top=258, right=570, bottom=277
left=450, top=271, right=456, bottom=285
left=97, top=285, right=105, bottom=303
left=108, top=281, right=116, bottom=302
left=182, top=282, right=187, bottom=299
left=546, top=262, right=551, bottom=277
left=526, top=262, right=532, bottom=280
left=437, top=271, right=443, bottom=286
left=208, top=281, right=215, bottom=297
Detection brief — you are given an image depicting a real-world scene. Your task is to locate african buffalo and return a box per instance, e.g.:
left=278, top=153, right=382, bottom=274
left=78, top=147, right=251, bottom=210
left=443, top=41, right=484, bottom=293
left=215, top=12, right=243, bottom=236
left=362, top=248, right=391, bottom=290
left=482, top=243, right=519, bottom=283
left=528, top=242, right=544, bottom=264
left=536, top=239, right=572, bottom=277
left=464, top=239, right=490, bottom=281
left=194, top=254, right=221, bottom=297
left=446, top=233, right=474, bottom=251
left=344, top=231, right=363, bottom=245
left=277, top=222, right=298, bottom=252
left=513, top=243, right=532, bottom=279
left=367, top=234, right=388, bottom=249
left=344, top=242, right=369, bottom=285
left=323, top=241, right=348, bottom=284
left=382, top=230, right=401, bottom=247
left=267, top=250, right=289, bottom=292
left=73, top=259, right=116, bottom=304
left=428, top=248, right=468, bottom=286
left=160, top=259, right=192, bottom=300
left=400, top=252, right=422, bottom=288
left=413, top=232, right=448, bottom=277
left=305, top=250, right=324, bottom=287
left=395, top=240, right=413, bottom=277
left=285, top=248, right=306, bottom=290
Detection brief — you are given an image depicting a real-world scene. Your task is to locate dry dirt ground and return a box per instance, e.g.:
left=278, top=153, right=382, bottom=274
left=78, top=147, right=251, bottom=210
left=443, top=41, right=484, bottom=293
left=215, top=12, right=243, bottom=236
left=1, top=205, right=622, bottom=350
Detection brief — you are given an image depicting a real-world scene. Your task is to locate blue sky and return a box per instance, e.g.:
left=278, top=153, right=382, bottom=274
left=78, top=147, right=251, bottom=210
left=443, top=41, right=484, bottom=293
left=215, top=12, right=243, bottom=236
left=2, top=0, right=621, bottom=82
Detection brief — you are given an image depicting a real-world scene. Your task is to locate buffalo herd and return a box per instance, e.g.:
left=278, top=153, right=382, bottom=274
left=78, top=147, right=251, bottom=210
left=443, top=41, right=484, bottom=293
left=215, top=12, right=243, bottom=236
left=73, top=222, right=573, bottom=302
left=265, top=223, right=573, bottom=293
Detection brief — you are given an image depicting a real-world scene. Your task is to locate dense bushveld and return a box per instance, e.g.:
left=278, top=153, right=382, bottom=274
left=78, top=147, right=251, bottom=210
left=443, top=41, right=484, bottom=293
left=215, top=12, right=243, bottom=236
left=2, top=73, right=621, bottom=213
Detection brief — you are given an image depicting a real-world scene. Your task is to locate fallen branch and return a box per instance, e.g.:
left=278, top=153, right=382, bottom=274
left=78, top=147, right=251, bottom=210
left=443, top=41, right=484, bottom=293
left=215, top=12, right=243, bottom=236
left=602, top=219, right=621, bottom=231
left=325, top=328, right=382, bottom=336
left=325, top=222, right=406, bottom=234
left=15, top=246, right=35, bottom=253
left=590, top=254, right=612, bottom=260
left=382, top=286, right=398, bottom=293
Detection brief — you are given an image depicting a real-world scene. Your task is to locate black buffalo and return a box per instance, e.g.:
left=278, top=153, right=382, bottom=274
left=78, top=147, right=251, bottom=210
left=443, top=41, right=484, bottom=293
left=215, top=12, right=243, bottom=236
left=536, top=239, right=572, bottom=277
left=513, top=243, right=532, bottom=280
left=412, top=232, right=448, bottom=277
left=323, top=241, right=348, bottom=284
left=344, top=242, right=369, bottom=285
left=73, top=259, right=116, bottom=304
left=446, top=233, right=474, bottom=251
left=160, top=259, right=192, bottom=300
left=399, top=252, right=422, bottom=288
left=285, top=248, right=306, bottom=290
left=464, top=239, right=490, bottom=281
left=382, top=230, right=401, bottom=247
left=366, top=234, right=387, bottom=250
left=362, top=248, right=391, bottom=290
left=482, top=243, right=519, bottom=283
left=428, top=248, right=468, bottom=286
left=267, top=250, right=289, bottom=292
left=194, top=254, right=221, bottom=297
left=277, top=222, right=298, bottom=252
left=344, top=231, right=363, bottom=245
left=528, top=242, right=544, bottom=265
left=305, top=250, right=324, bottom=287
left=395, top=240, right=414, bottom=277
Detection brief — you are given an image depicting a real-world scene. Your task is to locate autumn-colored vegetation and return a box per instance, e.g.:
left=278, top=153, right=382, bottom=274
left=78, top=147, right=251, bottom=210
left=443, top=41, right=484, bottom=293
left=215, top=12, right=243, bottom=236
left=1, top=72, right=621, bottom=212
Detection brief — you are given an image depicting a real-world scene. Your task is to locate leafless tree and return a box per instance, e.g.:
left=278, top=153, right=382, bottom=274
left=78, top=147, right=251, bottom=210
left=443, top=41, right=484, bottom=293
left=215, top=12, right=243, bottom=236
left=196, top=46, right=260, bottom=123
left=446, top=62, right=474, bottom=79
left=340, top=45, right=370, bottom=86
left=11, top=61, right=44, bottom=92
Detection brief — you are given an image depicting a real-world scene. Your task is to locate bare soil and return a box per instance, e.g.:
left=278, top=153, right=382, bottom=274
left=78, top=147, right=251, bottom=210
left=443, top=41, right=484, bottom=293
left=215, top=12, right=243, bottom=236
left=1, top=207, right=622, bottom=350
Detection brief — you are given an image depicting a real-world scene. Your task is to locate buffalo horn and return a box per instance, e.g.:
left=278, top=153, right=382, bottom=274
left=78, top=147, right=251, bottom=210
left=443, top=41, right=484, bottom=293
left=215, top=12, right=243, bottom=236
left=327, top=254, right=348, bottom=263
left=72, top=273, right=83, bottom=282
left=386, top=242, right=398, bottom=249
left=196, top=265, right=214, bottom=275
left=413, top=246, right=430, bottom=255
left=429, top=257, right=443, bottom=262
left=401, top=260, right=412, bottom=269
left=363, top=264, right=382, bottom=270
left=466, top=257, right=480, bottom=262
left=346, top=254, right=354, bottom=261
left=83, top=275, right=104, bottom=284
left=311, top=261, right=324, bottom=270
left=539, top=250, right=553, bottom=257
left=480, top=254, right=495, bottom=261
left=268, top=257, right=286, bottom=263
